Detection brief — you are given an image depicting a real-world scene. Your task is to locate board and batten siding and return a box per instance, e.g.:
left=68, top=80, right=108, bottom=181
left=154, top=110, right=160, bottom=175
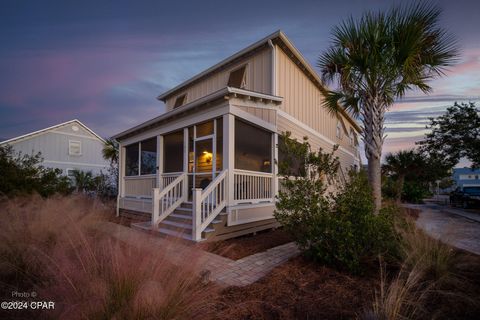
left=6, top=123, right=109, bottom=175
left=277, top=114, right=357, bottom=179
left=165, top=48, right=273, bottom=111
left=275, top=46, right=358, bottom=154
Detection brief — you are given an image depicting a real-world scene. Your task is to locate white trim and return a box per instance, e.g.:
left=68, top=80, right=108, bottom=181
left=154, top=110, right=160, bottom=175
left=118, top=104, right=230, bottom=145
left=0, top=119, right=105, bottom=145
left=277, top=110, right=359, bottom=160
left=230, top=105, right=277, bottom=132
left=42, top=160, right=108, bottom=168
left=51, top=130, right=104, bottom=141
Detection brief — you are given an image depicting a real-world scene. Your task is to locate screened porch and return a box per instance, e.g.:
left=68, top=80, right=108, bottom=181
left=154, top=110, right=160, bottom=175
left=119, top=114, right=277, bottom=207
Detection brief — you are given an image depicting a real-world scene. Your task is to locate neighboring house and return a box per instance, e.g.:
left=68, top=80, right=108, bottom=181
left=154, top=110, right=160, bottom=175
left=113, top=30, right=362, bottom=241
left=0, top=120, right=109, bottom=176
left=452, top=167, right=480, bottom=188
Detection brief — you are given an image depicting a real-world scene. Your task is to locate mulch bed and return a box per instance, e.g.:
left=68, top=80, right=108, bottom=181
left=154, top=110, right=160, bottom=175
left=199, top=228, right=294, bottom=260
left=211, top=255, right=378, bottom=320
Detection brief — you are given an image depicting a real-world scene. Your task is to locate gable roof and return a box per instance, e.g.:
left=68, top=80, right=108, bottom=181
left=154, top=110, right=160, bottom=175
left=0, top=119, right=106, bottom=145
left=157, top=30, right=361, bottom=132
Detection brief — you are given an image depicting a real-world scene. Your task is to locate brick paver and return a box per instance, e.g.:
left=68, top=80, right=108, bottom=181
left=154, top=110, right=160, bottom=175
left=96, top=222, right=299, bottom=287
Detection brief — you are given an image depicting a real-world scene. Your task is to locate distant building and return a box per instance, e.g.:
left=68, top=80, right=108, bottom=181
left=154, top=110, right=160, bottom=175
left=0, top=120, right=109, bottom=176
left=452, top=167, right=480, bottom=188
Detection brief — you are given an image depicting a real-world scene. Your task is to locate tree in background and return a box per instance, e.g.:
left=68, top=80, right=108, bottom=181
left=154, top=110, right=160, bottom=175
left=318, top=2, right=458, bottom=212
left=419, top=102, right=480, bottom=168
left=383, top=149, right=450, bottom=203
left=383, top=150, right=423, bottom=203
left=70, top=170, right=94, bottom=193
left=102, top=138, right=119, bottom=165
left=0, top=145, right=72, bottom=197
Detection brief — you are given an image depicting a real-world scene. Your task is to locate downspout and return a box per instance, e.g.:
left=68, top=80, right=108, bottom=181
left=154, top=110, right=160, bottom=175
left=268, top=39, right=276, bottom=96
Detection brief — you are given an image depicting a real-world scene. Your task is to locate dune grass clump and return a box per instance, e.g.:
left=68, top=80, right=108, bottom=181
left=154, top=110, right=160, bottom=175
left=0, top=195, right=217, bottom=319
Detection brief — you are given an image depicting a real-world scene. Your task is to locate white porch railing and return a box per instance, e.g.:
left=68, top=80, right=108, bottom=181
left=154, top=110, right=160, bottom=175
left=161, top=172, right=183, bottom=188
left=192, top=170, right=227, bottom=241
left=152, top=173, right=188, bottom=229
left=124, top=175, right=156, bottom=198
left=233, top=169, right=273, bottom=204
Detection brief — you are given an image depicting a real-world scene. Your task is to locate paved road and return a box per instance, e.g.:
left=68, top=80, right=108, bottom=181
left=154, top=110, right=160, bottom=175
left=404, top=203, right=480, bottom=255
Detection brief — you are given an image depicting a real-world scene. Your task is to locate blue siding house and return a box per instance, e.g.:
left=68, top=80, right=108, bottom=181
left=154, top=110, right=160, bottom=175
left=453, top=167, right=480, bottom=188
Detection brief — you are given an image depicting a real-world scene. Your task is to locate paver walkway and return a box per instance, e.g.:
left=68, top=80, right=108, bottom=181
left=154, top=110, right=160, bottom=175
left=96, top=222, right=299, bottom=287
left=403, top=203, right=480, bottom=255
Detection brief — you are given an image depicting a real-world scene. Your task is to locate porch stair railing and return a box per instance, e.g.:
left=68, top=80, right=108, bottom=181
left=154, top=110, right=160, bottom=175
left=192, top=170, right=228, bottom=241
left=152, top=173, right=188, bottom=229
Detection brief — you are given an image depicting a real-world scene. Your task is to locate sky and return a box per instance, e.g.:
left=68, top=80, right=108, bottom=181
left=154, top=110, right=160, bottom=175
left=0, top=0, right=479, bottom=164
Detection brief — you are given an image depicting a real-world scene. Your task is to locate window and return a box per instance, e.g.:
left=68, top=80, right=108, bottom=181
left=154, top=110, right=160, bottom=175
left=173, top=94, right=186, bottom=108
left=69, top=140, right=81, bottom=155
left=140, top=138, right=157, bottom=175
left=163, top=131, right=184, bottom=173
left=66, top=169, right=75, bottom=177
left=336, top=121, right=342, bottom=139
left=125, top=143, right=139, bottom=176
left=235, top=119, right=272, bottom=173
left=349, top=128, right=354, bottom=146
left=228, top=65, right=246, bottom=88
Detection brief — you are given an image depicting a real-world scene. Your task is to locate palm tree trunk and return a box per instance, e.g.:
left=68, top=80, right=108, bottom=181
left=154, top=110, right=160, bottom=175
left=367, top=155, right=382, bottom=213
left=362, top=98, right=386, bottom=214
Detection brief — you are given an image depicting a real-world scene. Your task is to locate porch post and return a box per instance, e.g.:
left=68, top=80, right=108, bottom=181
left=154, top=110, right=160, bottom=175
left=223, top=114, right=235, bottom=205
left=192, top=188, right=202, bottom=241
left=183, top=128, right=189, bottom=196
left=157, top=135, right=163, bottom=189
left=272, top=132, right=278, bottom=199
left=117, top=143, right=126, bottom=217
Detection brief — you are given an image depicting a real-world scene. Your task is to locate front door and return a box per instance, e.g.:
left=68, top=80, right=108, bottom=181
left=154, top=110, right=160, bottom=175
left=194, top=137, right=214, bottom=190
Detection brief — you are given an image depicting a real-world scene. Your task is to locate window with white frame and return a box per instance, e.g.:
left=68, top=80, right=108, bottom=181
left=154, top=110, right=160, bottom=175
left=69, top=140, right=81, bottom=156
left=336, top=121, right=343, bottom=139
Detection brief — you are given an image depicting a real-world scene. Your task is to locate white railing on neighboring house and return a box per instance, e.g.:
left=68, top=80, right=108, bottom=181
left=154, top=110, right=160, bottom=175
left=124, top=175, right=156, bottom=198
left=192, top=170, right=227, bottom=241
left=233, top=169, right=273, bottom=204
left=152, top=173, right=187, bottom=229
left=161, top=172, right=183, bottom=189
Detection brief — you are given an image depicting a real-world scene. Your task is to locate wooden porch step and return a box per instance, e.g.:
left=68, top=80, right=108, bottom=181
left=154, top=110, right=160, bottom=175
left=158, top=228, right=194, bottom=241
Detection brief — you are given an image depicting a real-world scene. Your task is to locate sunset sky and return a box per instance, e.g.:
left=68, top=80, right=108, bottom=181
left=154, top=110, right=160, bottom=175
left=1, top=0, right=479, bottom=163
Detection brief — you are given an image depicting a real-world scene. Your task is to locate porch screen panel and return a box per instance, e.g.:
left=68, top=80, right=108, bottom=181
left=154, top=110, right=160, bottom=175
left=140, top=137, right=157, bottom=175
left=125, top=143, right=139, bottom=176
left=234, top=119, right=272, bottom=173
left=163, top=131, right=184, bottom=173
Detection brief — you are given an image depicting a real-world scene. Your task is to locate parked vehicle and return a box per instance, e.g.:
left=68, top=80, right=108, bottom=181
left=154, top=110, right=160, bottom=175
left=450, top=186, right=480, bottom=208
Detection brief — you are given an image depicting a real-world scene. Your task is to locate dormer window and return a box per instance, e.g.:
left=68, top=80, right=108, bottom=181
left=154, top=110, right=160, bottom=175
left=228, top=65, right=246, bottom=88
left=173, top=94, right=187, bottom=108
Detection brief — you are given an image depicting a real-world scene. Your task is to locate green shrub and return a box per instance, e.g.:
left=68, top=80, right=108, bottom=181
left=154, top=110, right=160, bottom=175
left=0, top=145, right=72, bottom=197
left=402, top=181, right=429, bottom=203
left=275, top=133, right=398, bottom=273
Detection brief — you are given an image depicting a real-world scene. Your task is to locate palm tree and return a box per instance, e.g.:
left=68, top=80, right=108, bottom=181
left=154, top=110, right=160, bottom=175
left=71, top=170, right=94, bottom=193
left=318, top=2, right=458, bottom=212
left=383, top=150, right=423, bottom=203
left=102, top=138, right=119, bottom=165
